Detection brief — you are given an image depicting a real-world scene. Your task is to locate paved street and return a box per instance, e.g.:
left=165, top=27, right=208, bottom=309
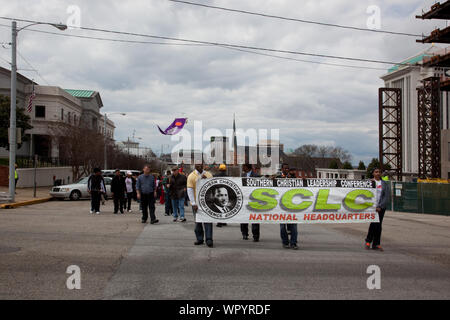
left=0, top=199, right=449, bottom=299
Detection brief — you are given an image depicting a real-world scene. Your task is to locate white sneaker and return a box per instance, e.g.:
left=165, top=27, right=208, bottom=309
left=90, top=210, right=94, bottom=214
left=96, top=212, right=100, bottom=215
left=128, top=210, right=132, bottom=213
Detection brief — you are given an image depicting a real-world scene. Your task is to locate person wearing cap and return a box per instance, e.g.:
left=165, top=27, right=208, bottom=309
left=125, top=171, right=136, bottom=213
left=215, top=164, right=228, bottom=228
left=168, top=166, right=187, bottom=222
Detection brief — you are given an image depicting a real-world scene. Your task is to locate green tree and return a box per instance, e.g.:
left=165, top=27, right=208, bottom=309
left=329, top=159, right=339, bottom=169
left=358, top=160, right=366, bottom=170
left=0, top=94, right=33, bottom=150
left=342, top=161, right=353, bottom=169
left=366, top=158, right=391, bottom=178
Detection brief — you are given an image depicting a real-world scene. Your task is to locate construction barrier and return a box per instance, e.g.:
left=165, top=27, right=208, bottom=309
left=391, top=182, right=450, bottom=216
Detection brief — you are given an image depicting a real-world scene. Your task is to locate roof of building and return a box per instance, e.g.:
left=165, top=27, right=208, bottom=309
left=417, top=25, right=450, bottom=44
left=382, top=46, right=444, bottom=77
left=64, top=89, right=95, bottom=98
left=416, top=1, right=450, bottom=20
left=387, top=53, right=431, bottom=73
left=0, top=66, right=38, bottom=86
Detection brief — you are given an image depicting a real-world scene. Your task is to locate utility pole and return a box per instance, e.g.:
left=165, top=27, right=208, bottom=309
left=8, top=21, right=17, bottom=202
left=7, top=20, right=66, bottom=202
left=104, top=114, right=107, bottom=170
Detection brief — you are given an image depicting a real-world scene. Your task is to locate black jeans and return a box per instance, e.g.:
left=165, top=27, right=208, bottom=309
left=280, top=224, right=298, bottom=246
left=113, top=194, right=125, bottom=213
left=240, top=223, right=260, bottom=240
left=141, top=193, right=156, bottom=222
left=126, top=192, right=134, bottom=211
left=165, top=192, right=172, bottom=214
left=91, top=191, right=102, bottom=212
left=193, top=207, right=213, bottom=242
left=365, top=208, right=386, bottom=247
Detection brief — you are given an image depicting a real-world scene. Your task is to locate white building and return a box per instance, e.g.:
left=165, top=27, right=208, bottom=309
left=380, top=46, right=450, bottom=179
left=316, top=168, right=367, bottom=180
left=0, top=67, right=115, bottom=159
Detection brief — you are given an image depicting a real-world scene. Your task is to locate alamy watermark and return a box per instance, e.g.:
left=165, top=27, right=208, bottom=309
left=366, top=5, right=381, bottom=30
left=366, top=265, right=381, bottom=290
left=66, top=265, right=81, bottom=290
left=66, top=5, right=81, bottom=29
left=170, top=121, right=280, bottom=170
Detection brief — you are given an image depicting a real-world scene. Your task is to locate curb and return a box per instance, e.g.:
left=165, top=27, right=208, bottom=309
left=0, top=197, right=53, bottom=209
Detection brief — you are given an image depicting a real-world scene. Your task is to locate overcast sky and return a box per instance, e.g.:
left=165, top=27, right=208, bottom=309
left=0, top=0, right=447, bottom=164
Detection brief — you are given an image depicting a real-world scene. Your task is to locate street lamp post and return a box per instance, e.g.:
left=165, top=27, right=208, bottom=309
left=103, top=112, right=126, bottom=170
left=8, top=21, right=67, bottom=203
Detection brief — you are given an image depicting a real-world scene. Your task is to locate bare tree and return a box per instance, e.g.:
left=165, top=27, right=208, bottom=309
left=294, top=144, right=352, bottom=163
left=50, top=122, right=104, bottom=180
left=293, top=144, right=318, bottom=157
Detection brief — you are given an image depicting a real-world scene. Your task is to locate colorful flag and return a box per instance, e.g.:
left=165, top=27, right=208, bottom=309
left=157, top=118, right=187, bottom=135
left=27, top=83, right=35, bottom=113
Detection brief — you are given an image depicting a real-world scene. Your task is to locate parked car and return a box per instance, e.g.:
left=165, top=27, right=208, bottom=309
left=50, top=177, right=113, bottom=200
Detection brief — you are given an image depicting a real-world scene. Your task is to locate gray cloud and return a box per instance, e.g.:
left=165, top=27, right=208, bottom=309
left=0, top=0, right=445, bottom=164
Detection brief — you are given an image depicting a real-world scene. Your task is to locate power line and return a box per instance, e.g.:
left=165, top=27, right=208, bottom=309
left=0, top=55, right=10, bottom=66
left=168, top=0, right=422, bottom=37
left=16, top=50, right=50, bottom=85
left=219, top=45, right=388, bottom=70
left=0, top=23, right=388, bottom=71
left=0, top=23, right=208, bottom=46
left=0, top=16, right=412, bottom=66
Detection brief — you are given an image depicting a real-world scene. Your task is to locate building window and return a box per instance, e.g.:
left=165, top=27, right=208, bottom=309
left=61, top=108, right=64, bottom=121
left=35, top=105, right=45, bottom=118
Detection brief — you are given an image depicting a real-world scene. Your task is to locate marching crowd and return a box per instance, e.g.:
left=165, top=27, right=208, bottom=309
left=86, top=163, right=388, bottom=251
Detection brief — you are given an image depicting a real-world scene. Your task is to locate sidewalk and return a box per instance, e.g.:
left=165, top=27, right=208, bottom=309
left=0, top=186, right=52, bottom=208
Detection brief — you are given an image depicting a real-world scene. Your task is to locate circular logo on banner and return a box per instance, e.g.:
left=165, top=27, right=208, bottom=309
left=198, top=178, right=243, bottom=220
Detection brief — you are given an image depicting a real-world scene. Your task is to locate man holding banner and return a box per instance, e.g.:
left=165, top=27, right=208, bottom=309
left=240, top=164, right=261, bottom=242
left=278, top=163, right=299, bottom=250
left=187, top=163, right=213, bottom=247
left=194, top=168, right=379, bottom=251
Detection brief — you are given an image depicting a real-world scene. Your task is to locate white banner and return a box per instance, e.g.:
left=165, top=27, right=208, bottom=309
left=195, top=177, right=379, bottom=224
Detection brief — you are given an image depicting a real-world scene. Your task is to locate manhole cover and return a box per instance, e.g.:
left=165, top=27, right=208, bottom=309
left=0, top=246, right=21, bottom=254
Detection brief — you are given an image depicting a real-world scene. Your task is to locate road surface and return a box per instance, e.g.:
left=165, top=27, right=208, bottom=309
left=0, top=200, right=449, bottom=299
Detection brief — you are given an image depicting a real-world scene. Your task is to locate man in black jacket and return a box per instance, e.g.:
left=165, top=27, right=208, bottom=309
left=111, top=169, right=126, bottom=214
left=87, top=168, right=106, bottom=215
left=279, top=163, right=298, bottom=250
left=241, top=163, right=261, bottom=241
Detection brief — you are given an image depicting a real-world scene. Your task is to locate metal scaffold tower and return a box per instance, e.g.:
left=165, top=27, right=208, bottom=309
left=378, top=88, right=402, bottom=180
left=417, top=77, right=441, bottom=179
